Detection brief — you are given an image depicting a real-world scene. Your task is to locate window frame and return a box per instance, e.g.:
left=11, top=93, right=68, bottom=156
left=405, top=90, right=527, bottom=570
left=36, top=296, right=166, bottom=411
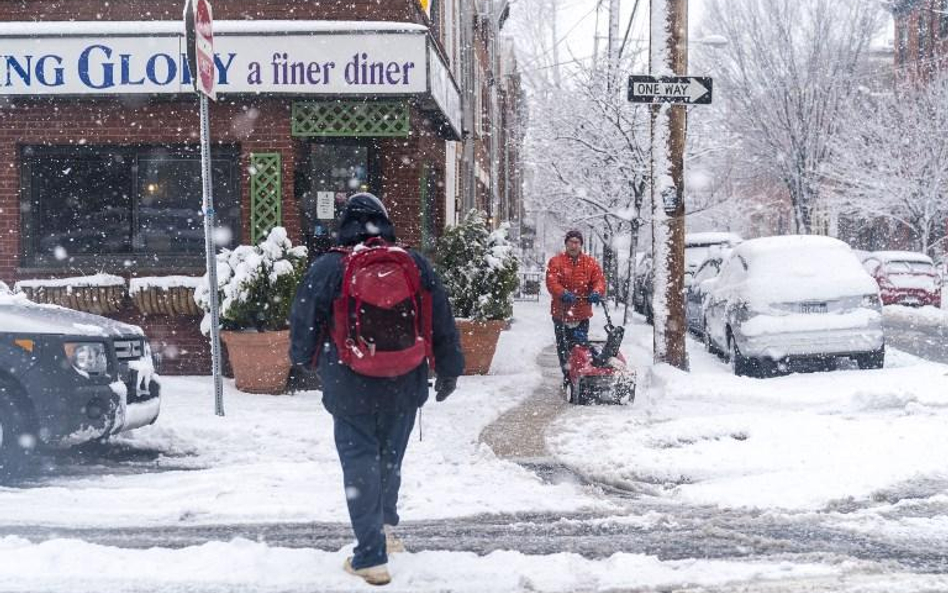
left=19, top=143, right=241, bottom=272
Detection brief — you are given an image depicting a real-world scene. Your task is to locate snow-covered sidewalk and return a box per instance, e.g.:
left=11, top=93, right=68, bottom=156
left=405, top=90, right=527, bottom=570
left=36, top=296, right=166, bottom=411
left=0, top=300, right=604, bottom=528
left=1, top=298, right=947, bottom=591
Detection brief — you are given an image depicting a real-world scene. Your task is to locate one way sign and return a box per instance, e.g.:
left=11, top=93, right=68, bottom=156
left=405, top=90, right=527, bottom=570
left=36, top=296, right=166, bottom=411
left=628, top=75, right=713, bottom=105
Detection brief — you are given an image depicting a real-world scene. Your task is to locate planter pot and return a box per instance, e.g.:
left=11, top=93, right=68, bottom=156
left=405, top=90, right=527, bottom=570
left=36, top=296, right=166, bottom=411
left=220, top=329, right=292, bottom=394
left=19, top=284, right=126, bottom=315
left=455, top=319, right=506, bottom=375
left=131, top=284, right=202, bottom=316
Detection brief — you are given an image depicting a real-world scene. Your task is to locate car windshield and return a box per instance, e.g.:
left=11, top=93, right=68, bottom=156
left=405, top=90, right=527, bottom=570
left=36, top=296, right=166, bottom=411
left=884, top=260, right=934, bottom=274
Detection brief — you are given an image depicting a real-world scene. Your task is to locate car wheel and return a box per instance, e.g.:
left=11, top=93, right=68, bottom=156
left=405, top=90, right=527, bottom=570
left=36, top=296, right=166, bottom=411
left=0, top=390, right=33, bottom=482
left=855, top=346, right=885, bottom=370
left=728, top=333, right=752, bottom=377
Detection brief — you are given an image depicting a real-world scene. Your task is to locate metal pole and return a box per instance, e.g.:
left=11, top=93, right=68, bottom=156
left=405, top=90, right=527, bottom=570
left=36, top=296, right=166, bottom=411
left=650, top=0, right=688, bottom=370
left=200, top=93, right=225, bottom=416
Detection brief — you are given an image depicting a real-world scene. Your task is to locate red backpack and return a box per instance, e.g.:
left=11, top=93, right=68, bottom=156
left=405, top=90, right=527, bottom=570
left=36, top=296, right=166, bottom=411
left=330, top=238, right=435, bottom=378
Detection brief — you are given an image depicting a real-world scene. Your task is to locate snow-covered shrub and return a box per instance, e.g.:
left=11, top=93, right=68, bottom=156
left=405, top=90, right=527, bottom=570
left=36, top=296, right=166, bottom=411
left=435, top=210, right=519, bottom=321
left=195, top=227, right=308, bottom=334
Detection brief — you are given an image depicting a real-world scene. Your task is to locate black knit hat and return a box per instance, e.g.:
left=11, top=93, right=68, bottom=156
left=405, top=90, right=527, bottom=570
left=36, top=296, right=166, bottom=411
left=564, top=229, right=584, bottom=245
left=337, top=192, right=397, bottom=246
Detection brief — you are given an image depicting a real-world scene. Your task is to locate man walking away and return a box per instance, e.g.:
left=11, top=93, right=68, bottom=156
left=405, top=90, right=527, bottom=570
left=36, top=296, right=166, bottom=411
left=290, top=193, right=464, bottom=586
left=545, top=230, right=606, bottom=385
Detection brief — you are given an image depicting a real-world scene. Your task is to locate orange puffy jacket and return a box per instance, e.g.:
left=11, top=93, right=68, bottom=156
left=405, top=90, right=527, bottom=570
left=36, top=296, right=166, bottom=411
left=545, top=252, right=606, bottom=321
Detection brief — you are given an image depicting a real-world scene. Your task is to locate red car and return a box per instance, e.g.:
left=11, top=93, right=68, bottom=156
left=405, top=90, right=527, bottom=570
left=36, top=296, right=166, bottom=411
left=862, top=251, right=942, bottom=307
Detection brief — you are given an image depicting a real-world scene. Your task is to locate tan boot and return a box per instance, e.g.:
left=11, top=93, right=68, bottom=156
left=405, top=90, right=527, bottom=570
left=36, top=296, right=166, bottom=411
left=384, top=524, right=406, bottom=554
left=343, top=557, right=391, bottom=586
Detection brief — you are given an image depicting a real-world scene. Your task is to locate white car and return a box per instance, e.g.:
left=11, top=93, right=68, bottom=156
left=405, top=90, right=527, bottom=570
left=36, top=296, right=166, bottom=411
left=702, top=236, right=884, bottom=377
left=685, top=232, right=743, bottom=274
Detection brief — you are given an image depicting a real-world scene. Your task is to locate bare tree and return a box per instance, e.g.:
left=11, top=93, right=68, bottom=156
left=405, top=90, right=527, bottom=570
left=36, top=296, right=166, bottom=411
left=704, top=0, right=881, bottom=233
left=526, top=58, right=652, bottom=303
left=826, top=77, right=948, bottom=256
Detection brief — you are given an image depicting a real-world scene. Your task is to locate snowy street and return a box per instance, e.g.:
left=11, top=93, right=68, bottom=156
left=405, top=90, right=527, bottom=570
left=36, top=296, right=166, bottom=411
left=1, top=297, right=946, bottom=592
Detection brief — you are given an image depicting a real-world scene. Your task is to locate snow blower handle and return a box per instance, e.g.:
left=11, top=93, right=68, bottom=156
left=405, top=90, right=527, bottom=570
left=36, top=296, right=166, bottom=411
left=577, top=294, right=615, bottom=331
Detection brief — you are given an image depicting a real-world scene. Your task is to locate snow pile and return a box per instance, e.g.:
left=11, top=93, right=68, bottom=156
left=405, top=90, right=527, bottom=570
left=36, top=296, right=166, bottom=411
left=14, top=274, right=125, bottom=291
left=549, top=319, right=948, bottom=512
left=884, top=304, right=948, bottom=328
left=128, top=276, right=202, bottom=295
left=0, top=536, right=865, bottom=593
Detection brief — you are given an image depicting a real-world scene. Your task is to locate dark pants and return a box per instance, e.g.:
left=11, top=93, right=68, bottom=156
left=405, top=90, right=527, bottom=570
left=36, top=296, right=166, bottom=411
left=553, top=318, right=589, bottom=378
left=333, top=411, right=416, bottom=570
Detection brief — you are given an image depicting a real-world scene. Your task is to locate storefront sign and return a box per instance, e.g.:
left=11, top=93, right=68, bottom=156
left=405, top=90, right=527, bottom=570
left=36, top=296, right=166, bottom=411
left=0, top=24, right=428, bottom=95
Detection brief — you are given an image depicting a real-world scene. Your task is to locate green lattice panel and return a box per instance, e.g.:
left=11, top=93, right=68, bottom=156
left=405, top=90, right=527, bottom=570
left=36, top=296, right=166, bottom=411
left=250, top=153, right=282, bottom=244
left=291, top=101, right=410, bottom=137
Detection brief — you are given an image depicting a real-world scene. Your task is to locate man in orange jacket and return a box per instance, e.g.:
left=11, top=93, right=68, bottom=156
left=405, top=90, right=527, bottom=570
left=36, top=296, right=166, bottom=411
left=545, top=230, right=606, bottom=384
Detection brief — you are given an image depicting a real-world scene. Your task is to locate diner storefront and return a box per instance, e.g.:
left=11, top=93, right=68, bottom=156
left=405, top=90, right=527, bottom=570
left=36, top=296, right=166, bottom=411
left=0, top=19, right=462, bottom=374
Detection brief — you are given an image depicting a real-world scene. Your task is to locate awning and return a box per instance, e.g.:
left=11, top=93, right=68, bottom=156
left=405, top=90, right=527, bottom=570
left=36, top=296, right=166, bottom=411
left=0, top=20, right=462, bottom=139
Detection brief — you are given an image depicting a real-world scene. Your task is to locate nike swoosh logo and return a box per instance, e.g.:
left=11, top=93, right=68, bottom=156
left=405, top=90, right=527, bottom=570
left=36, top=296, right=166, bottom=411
left=378, top=271, right=394, bottom=278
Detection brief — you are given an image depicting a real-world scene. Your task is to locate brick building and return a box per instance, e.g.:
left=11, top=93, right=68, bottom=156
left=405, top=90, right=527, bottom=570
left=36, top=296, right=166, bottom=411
left=0, top=0, right=523, bottom=374
left=890, top=0, right=948, bottom=79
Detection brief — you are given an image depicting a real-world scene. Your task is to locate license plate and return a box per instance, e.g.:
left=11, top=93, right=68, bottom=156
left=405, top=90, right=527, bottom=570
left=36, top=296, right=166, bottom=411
left=800, top=302, right=827, bottom=314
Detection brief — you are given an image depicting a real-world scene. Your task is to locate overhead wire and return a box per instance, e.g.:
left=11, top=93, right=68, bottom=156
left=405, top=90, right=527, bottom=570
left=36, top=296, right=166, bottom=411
left=518, top=1, right=603, bottom=69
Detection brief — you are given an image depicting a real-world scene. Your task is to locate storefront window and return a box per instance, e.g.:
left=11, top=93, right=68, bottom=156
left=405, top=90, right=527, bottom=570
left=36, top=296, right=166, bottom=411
left=20, top=145, right=240, bottom=268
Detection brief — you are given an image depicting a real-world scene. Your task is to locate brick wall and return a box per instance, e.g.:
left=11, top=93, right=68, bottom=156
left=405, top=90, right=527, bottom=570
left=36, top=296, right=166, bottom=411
left=0, top=0, right=453, bottom=375
left=379, top=108, right=446, bottom=249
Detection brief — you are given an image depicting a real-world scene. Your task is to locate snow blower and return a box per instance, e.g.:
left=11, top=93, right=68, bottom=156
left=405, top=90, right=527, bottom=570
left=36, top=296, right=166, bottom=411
left=564, top=299, right=636, bottom=406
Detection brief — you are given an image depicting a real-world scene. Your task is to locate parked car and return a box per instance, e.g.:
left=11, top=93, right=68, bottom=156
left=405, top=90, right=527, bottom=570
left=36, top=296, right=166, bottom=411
left=860, top=251, right=941, bottom=307
left=631, top=254, right=654, bottom=323
left=634, top=233, right=742, bottom=325
left=685, top=252, right=728, bottom=335
left=0, top=284, right=160, bottom=478
left=684, top=232, right=743, bottom=275
left=702, top=236, right=884, bottom=377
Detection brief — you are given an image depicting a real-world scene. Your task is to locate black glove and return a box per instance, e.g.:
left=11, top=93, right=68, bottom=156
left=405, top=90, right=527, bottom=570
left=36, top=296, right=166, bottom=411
left=435, top=376, right=458, bottom=402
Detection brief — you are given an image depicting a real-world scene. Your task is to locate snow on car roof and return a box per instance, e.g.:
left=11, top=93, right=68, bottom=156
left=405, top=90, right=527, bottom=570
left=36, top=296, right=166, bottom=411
left=733, top=236, right=877, bottom=303
left=734, top=234, right=849, bottom=258
left=685, top=232, right=742, bottom=247
left=869, top=250, right=933, bottom=264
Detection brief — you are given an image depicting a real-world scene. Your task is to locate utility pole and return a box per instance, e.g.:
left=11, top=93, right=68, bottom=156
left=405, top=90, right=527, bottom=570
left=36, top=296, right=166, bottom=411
left=649, top=0, right=688, bottom=370
left=607, top=0, right=621, bottom=85
left=549, top=0, right=562, bottom=88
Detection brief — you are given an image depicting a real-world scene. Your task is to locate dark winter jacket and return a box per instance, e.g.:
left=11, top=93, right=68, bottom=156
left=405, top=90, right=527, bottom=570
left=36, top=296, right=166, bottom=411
left=289, top=247, right=465, bottom=417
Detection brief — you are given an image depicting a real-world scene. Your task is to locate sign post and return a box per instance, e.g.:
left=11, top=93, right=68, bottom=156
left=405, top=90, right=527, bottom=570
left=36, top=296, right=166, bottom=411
left=634, top=0, right=713, bottom=372
left=185, top=0, right=224, bottom=416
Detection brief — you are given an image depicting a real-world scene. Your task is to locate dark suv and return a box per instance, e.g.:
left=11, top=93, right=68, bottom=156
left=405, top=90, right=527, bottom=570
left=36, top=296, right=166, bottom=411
left=0, top=288, right=160, bottom=477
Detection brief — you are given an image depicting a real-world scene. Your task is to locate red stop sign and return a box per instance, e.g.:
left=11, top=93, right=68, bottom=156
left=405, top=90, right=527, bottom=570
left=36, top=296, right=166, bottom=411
left=194, top=0, right=215, bottom=99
